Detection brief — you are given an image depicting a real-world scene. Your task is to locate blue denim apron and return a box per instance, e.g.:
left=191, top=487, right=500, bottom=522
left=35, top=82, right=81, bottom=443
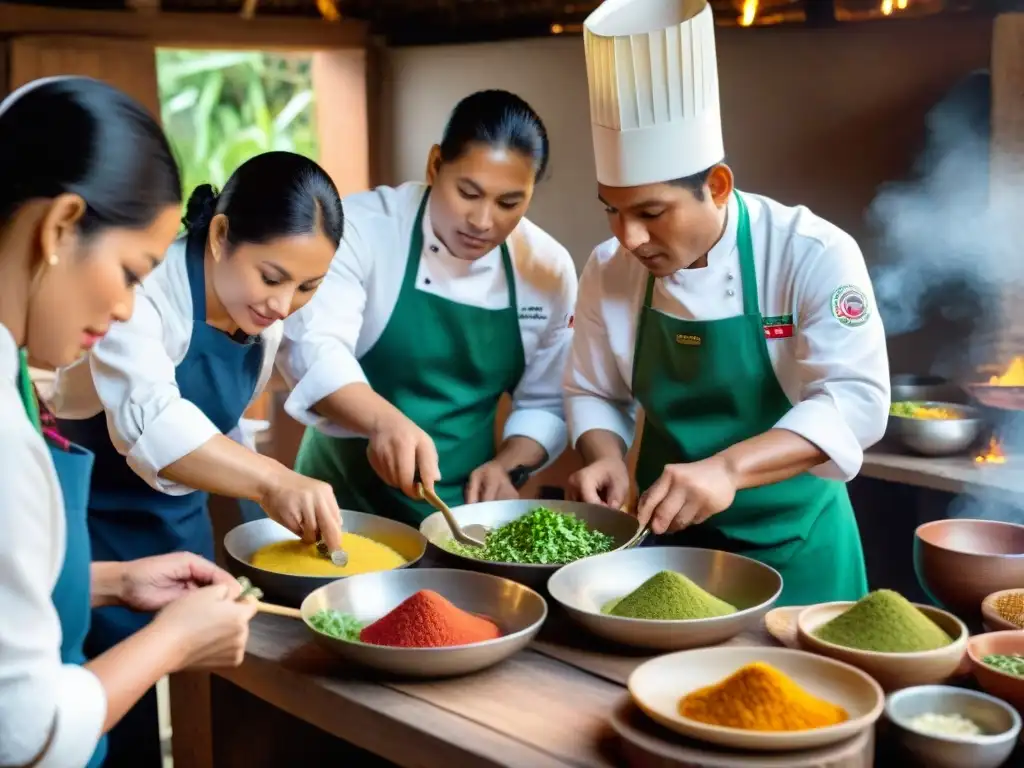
left=17, top=351, right=106, bottom=768
left=57, top=228, right=264, bottom=767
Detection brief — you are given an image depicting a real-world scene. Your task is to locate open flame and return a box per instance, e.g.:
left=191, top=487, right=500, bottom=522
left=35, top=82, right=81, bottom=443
left=881, top=0, right=910, bottom=15
left=989, top=356, right=1024, bottom=387
left=976, top=436, right=1007, bottom=465
left=973, top=357, right=1022, bottom=463
left=740, top=0, right=758, bottom=27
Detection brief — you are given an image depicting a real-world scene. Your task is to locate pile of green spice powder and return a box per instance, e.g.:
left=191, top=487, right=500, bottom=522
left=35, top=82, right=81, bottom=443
left=444, top=506, right=614, bottom=564
left=813, top=590, right=953, bottom=653
left=603, top=571, right=737, bottom=620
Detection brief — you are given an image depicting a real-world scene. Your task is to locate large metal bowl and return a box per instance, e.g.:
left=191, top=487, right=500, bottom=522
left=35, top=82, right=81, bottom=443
left=300, top=568, right=547, bottom=677
left=419, top=499, right=642, bottom=590
left=887, top=401, right=985, bottom=456
left=891, top=374, right=967, bottom=404
left=224, top=513, right=427, bottom=606
left=546, top=546, right=782, bottom=650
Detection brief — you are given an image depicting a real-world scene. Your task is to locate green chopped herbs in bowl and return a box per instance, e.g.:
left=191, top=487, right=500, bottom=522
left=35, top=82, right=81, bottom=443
left=983, top=653, right=1024, bottom=678
left=308, top=609, right=366, bottom=642
left=443, top=506, right=615, bottom=565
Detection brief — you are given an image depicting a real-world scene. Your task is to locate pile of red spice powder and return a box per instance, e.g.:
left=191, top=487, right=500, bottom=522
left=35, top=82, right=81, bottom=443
left=358, top=589, right=501, bottom=648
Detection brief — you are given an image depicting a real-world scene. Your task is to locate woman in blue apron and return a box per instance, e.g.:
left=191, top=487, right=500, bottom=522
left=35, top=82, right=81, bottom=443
left=0, top=76, right=255, bottom=768
left=54, top=150, right=345, bottom=767
left=281, top=90, right=577, bottom=525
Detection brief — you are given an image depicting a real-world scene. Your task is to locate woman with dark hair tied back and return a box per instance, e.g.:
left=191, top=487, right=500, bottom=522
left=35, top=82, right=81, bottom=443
left=0, top=76, right=257, bottom=768
left=282, top=89, right=577, bottom=524
left=54, top=149, right=345, bottom=766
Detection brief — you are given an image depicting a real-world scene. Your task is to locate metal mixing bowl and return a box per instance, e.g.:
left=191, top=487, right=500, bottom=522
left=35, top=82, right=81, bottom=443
left=224, top=513, right=427, bottom=606
left=419, top=499, right=642, bottom=590
left=887, top=401, right=985, bottom=456
left=885, top=685, right=1020, bottom=768
left=546, top=546, right=782, bottom=650
left=300, top=567, right=547, bottom=677
left=891, top=374, right=967, bottom=404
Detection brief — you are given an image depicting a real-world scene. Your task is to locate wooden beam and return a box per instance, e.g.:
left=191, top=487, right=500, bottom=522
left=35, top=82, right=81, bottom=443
left=989, top=12, right=1024, bottom=369
left=0, top=4, right=368, bottom=50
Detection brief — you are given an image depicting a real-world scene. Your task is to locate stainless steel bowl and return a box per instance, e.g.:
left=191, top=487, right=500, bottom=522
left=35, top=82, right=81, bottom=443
left=891, top=374, right=967, bottom=404
left=887, top=401, right=985, bottom=456
left=885, top=685, right=1021, bottom=768
left=546, top=546, right=782, bottom=650
left=419, top=499, right=642, bottom=590
left=224, top=513, right=427, bottom=606
left=300, top=568, right=547, bottom=677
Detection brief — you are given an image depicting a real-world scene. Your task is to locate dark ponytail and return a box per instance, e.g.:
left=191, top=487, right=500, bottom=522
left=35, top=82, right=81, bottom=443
left=439, top=90, right=550, bottom=182
left=183, top=183, right=219, bottom=232
left=184, top=151, right=344, bottom=250
left=0, top=76, right=182, bottom=235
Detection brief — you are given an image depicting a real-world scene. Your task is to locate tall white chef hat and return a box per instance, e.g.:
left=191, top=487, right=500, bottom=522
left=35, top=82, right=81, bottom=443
left=584, top=0, right=723, bottom=188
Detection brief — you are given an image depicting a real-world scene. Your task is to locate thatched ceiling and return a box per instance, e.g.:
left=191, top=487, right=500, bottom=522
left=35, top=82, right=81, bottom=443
left=10, top=0, right=1005, bottom=44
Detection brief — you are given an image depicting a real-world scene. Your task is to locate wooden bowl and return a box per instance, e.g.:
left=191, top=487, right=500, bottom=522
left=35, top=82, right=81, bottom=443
left=627, top=646, right=884, bottom=752
left=914, top=519, right=1024, bottom=620
left=967, top=631, right=1024, bottom=711
left=797, top=601, right=969, bottom=691
left=982, top=589, right=1024, bottom=632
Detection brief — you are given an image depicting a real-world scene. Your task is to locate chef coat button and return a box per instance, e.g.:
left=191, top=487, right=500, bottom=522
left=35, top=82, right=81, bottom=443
left=429, top=245, right=439, bottom=253
left=727, top=271, right=735, bottom=280
left=726, top=288, right=735, bottom=297
left=424, top=277, right=431, bottom=285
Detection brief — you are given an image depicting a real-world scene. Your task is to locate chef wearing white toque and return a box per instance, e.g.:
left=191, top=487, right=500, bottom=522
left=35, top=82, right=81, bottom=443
left=566, top=0, right=890, bottom=605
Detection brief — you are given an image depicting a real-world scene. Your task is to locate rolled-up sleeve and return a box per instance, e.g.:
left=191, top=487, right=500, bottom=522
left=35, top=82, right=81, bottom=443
left=280, top=224, right=372, bottom=437
left=774, top=233, right=891, bottom=481
left=0, top=429, right=106, bottom=768
left=563, top=252, right=638, bottom=448
left=503, top=253, right=577, bottom=466
left=88, top=291, right=219, bottom=495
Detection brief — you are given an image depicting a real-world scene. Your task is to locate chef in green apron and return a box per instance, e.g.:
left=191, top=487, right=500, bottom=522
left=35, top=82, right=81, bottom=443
left=281, top=90, right=577, bottom=526
left=565, top=0, right=890, bottom=606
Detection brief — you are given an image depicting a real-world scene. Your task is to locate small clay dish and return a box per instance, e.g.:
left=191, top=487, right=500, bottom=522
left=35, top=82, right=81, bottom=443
left=967, top=631, right=1024, bottom=711
left=982, top=589, right=1024, bottom=633
left=797, top=601, right=968, bottom=691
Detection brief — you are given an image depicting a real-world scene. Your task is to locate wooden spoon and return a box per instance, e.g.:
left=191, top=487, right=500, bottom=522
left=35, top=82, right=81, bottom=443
left=249, top=599, right=303, bottom=620
left=417, top=483, right=487, bottom=548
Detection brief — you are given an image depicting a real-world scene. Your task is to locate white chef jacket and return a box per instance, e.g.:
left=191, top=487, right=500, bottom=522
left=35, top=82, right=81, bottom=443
left=0, top=324, right=107, bottom=768
left=565, top=190, right=891, bottom=481
left=281, top=181, right=577, bottom=465
left=50, top=237, right=280, bottom=496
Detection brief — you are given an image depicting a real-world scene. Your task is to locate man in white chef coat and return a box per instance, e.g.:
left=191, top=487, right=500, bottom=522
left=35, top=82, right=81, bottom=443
left=565, top=0, right=891, bottom=605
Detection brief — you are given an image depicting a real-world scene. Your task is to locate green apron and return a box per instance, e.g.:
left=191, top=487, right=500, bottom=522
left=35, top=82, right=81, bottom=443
left=295, top=188, right=526, bottom=527
left=633, top=192, right=868, bottom=606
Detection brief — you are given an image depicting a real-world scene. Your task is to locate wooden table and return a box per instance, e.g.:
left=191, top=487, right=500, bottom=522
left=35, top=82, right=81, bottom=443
left=169, top=605, right=1024, bottom=768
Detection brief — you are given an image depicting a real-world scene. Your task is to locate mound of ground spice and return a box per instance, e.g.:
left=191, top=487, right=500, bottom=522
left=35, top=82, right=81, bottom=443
left=813, top=589, right=953, bottom=653
left=358, top=589, right=501, bottom=648
left=679, top=662, right=848, bottom=732
left=607, top=571, right=737, bottom=620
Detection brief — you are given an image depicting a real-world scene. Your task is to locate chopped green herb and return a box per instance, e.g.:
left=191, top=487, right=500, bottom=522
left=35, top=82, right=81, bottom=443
left=443, top=506, right=614, bottom=565
left=236, top=576, right=263, bottom=601
left=983, top=653, right=1024, bottom=678
left=309, top=609, right=366, bottom=642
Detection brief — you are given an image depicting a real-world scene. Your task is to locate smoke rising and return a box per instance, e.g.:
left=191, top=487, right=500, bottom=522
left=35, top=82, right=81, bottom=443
left=865, top=70, right=1024, bottom=523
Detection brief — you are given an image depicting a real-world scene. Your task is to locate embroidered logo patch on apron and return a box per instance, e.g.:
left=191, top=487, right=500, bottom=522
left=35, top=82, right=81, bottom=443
left=830, top=285, right=870, bottom=327
left=675, top=333, right=702, bottom=346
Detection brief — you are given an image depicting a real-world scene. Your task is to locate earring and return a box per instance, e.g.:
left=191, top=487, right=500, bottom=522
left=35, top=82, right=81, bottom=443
left=47, top=253, right=59, bottom=266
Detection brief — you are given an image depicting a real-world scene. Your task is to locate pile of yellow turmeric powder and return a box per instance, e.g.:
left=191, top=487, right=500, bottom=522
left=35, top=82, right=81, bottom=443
left=679, top=662, right=848, bottom=732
